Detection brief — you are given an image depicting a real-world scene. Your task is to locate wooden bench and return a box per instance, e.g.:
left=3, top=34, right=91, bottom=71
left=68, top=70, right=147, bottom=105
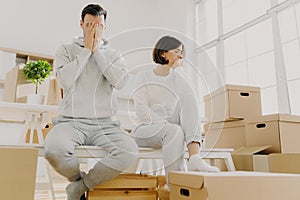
left=0, top=143, right=235, bottom=171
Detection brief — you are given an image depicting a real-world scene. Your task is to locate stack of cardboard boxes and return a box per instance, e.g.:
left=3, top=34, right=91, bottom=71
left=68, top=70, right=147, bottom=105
left=203, top=84, right=300, bottom=172
left=166, top=85, right=300, bottom=199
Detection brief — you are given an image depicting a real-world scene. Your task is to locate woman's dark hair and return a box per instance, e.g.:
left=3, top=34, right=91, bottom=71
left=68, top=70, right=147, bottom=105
left=152, top=36, right=184, bottom=65
left=81, top=4, right=107, bottom=21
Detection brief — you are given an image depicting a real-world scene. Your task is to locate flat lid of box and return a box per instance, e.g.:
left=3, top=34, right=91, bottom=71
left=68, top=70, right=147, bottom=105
left=233, top=145, right=271, bottom=155
left=204, top=120, right=245, bottom=130
left=204, top=84, right=260, bottom=100
left=197, top=171, right=300, bottom=177
left=169, top=171, right=205, bottom=189
left=170, top=171, right=300, bottom=181
left=247, top=114, right=300, bottom=123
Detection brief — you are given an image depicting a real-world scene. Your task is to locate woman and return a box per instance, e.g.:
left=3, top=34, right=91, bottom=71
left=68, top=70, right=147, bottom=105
left=132, top=36, right=220, bottom=183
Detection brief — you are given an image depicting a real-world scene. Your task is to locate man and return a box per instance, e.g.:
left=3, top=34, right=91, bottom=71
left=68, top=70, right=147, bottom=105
left=44, top=4, right=138, bottom=200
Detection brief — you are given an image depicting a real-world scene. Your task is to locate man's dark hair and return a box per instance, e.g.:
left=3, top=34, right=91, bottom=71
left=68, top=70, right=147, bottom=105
left=153, top=36, right=184, bottom=65
left=81, top=4, right=107, bottom=21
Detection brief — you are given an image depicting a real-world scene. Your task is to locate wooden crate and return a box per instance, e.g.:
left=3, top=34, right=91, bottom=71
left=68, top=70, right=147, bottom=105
left=87, top=174, right=157, bottom=200
left=88, top=190, right=156, bottom=200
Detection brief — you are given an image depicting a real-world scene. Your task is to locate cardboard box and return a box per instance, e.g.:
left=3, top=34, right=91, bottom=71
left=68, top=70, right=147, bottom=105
left=203, top=120, right=246, bottom=171
left=158, top=188, right=170, bottom=200
left=169, top=171, right=300, bottom=200
left=169, top=172, right=208, bottom=200
left=87, top=174, right=157, bottom=200
left=231, top=145, right=270, bottom=171
left=204, top=120, right=246, bottom=150
left=0, top=147, right=38, bottom=200
left=246, top=114, right=300, bottom=153
left=204, top=84, right=262, bottom=123
left=157, top=175, right=169, bottom=200
left=253, top=153, right=300, bottom=174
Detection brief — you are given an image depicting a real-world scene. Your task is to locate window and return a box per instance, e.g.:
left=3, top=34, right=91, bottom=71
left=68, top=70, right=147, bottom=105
left=196, top=0, right=299, bottom=115
left=279, top=2, right=300, bottom=114
left=197, top=0, right=218, bottom=45
left=222, top=0, right=270, bottom=33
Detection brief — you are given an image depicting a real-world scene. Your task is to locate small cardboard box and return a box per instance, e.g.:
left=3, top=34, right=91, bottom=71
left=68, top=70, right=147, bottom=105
left=169, top=171, right=300, bottom=200
left=246, top=114, right=300, bottom=153
left=253, top=153, right=300, bottom=174
left=0, top=147, right=38, bottom=200
left=87, top=174, right=157, bottom=200
left=204, top=120, right=246, bottom=150
left=231, top=145, right=270, bottom=171
left=204, top=84, right=262, bottom=123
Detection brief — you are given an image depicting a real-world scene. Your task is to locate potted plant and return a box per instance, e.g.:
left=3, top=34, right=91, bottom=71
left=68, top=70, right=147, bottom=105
left=23, top=60, right=52, bottom=104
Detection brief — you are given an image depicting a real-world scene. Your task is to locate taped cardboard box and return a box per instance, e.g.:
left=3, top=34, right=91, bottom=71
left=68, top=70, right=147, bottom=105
left=87, top=174, right=157, bottom=200
left=246, top=114, right=300, bottom=153
left=169, top=171, right=300, bottom=200
left=204, top=84, right=261, bottom=123
left=0, top=147, right=38, bottom=200
left=253, top=153, right=300, bottom=174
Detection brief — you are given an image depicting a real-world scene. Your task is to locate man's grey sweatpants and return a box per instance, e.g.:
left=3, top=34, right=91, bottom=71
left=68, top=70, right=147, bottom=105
left=44, top=117, right=138, bottom=189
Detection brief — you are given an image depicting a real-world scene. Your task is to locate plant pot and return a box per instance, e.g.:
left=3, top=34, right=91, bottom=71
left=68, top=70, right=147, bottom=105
left=27, top=94, right=45, bottom=105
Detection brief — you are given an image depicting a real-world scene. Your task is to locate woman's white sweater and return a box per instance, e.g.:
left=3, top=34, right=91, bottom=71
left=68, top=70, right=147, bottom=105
left=134, top=67, right=199, bottom=125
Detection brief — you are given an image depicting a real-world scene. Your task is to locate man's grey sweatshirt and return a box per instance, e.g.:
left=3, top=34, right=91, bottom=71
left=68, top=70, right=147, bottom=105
left=54, top=37, right=128, bottom=119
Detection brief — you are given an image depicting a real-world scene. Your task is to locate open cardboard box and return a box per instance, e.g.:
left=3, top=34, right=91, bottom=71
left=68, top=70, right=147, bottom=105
left=254, top=153, right=300, bottom=174
left=169, top=171, right=300, bottom=200
left=231, top=145, right=271, bottom=171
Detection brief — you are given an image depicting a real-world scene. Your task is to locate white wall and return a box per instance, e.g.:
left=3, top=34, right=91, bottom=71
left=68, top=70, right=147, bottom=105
left=0, top=0, right=194, bottom=57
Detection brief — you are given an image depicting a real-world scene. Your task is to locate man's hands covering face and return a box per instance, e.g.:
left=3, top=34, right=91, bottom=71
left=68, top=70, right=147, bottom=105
left=84, top=22, right=102, bottom=52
